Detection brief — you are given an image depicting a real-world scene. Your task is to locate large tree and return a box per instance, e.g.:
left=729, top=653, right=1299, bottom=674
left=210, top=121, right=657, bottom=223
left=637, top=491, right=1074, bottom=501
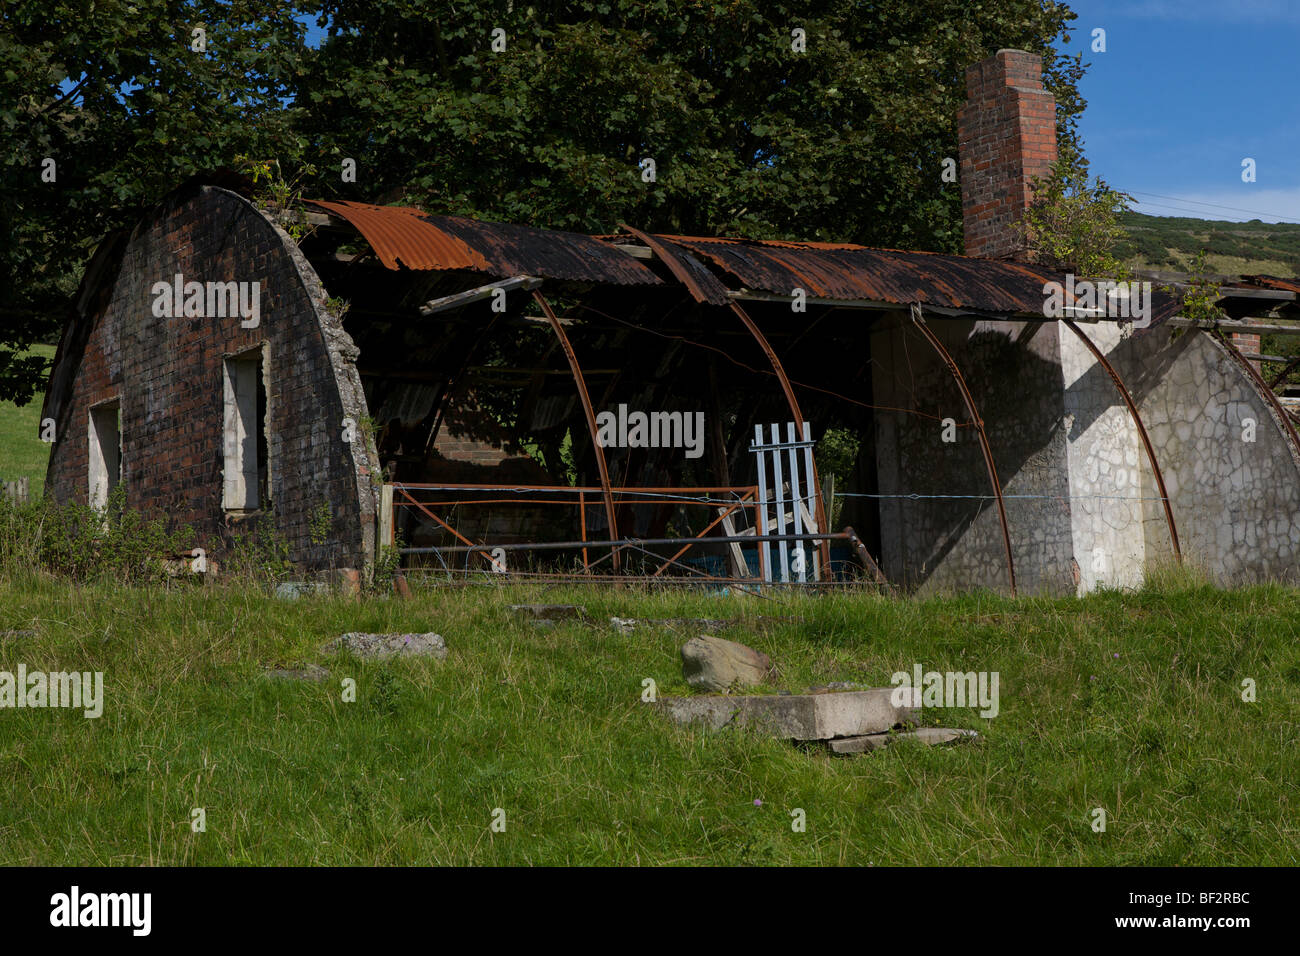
left=297, top=1, right=1085, bottom=242
left=2, top=0, right=1088, bottom=406
left=0, top=0, right=306, bottom=404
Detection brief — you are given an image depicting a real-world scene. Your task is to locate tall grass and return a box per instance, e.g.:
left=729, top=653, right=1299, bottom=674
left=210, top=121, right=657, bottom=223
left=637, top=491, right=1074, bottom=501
left=0, top=559, right=1296, bottom=865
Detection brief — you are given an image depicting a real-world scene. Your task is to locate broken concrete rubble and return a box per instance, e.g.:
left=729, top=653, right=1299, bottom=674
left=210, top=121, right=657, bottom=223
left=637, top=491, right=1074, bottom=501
left=509, top=604, right=586, bottom=623
left=610, top=616, right=732, bottom=633
left=264, top=663, right=331, bottom=683
left=826, top=727, right=979, bottom=755
left=321, top=632, right=448, bottom=660
left=680, top=635, right=775, bottom=692
left=274, top=581, right=331, bottom=600
left=658, top=688, right=913, bottom=740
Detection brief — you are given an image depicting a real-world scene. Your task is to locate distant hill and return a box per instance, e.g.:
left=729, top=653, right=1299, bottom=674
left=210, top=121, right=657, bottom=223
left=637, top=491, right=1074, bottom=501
left=1115, top=212, right=1300, bottom=388
left=1117, top=211, right=1300, bottom=279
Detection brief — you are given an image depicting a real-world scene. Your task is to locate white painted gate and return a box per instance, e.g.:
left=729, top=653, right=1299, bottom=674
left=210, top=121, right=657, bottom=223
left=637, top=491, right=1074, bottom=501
left=750, top=422, right=822, bottom=583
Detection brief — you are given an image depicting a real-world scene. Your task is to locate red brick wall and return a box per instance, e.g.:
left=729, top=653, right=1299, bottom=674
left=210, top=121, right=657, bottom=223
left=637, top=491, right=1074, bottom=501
left=958, top=49, right=1058, bottom=260
left=1231, top=332, right=1263, bottom=373
left=45, top=185, right=377, bottom=571
left=1230, top=332, right=1261, bottom=357
left=431, top=396, right=539, bottom=475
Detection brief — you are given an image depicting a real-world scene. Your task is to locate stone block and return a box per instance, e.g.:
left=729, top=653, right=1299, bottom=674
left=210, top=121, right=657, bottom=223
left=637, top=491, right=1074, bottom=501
left=322, top=632, right=448, bottom=660
left=659, top=688, right=913, bottom=740
left=680, top=635, right=774, bottom=692
left=827, top=727, right=978, bottom=755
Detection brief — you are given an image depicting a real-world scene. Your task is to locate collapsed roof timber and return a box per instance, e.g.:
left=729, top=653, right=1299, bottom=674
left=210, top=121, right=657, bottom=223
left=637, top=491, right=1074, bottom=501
left=41, top=50, right=1300, bottom=594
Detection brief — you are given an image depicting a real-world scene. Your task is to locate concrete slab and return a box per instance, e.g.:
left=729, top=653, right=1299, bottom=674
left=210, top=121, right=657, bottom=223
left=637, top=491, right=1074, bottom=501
left=827, top=727, right=979, bottom=755
left=610, top=616, right=733, bottom=633
left=274, top=581, right=330, bottom=600
left=509, top=604, right=586, bottom=622
left=322, top=632, right=448, bottom=660
left=659, top=688, right=914, bottom=740
left=264, top=664, right=331, bottom=682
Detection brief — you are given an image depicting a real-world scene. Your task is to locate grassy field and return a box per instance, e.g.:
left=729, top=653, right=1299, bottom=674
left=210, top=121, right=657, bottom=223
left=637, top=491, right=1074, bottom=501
left=1119, top=211, right=1300, bottom=277
left=0, top=344, right=54, bottom=499
left=0, top=571, right=1296, bottom=866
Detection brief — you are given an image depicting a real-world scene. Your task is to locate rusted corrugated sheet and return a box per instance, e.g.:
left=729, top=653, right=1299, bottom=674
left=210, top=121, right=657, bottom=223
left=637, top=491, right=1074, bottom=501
left=304, top=199, right=659, bottom=285
left=616, top=224, right=731, bottom=306
left=304, top=198, right=1181, bottom=319
left=305, top=200, right=487, bottom=271
left=426, top=215, right=660, bottom=285
left=654, top=234, right=1182, bottom=322
left=1240, top=274, right=1300, bottom=295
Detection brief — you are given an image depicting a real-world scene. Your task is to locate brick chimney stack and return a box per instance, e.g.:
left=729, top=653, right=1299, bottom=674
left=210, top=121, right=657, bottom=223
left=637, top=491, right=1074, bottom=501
left=958, top=49, right=1058, bottom=260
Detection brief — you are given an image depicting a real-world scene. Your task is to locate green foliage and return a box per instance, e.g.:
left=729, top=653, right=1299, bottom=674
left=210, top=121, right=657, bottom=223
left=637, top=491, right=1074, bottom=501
left=243, top=157, right=321, bottom=240
left=224, top=513, right=295, bottom=582
left=297, top=0, right=1083, bottom=253
left=0, top=0, right=308, bottom=403
left=325, top=296, right=351, bottom=320
left=1168, top=250, right=1223, bottom=326
left=0, top=482, right=194, bottom=583
left=1020, top=152, right=1132, bottom=278
left=816, top=427, right=860, bottom=483
left=0, top=343, right=54, bottom=494
left=558, top=429, right=578, bottom=486
left=367, top=533, right=406, bottom=595
left=815, top=426, right=860, bottom=528
left=309, top=500, right=333, bottom=546
left=1117, top=211, right=1300, bottom=277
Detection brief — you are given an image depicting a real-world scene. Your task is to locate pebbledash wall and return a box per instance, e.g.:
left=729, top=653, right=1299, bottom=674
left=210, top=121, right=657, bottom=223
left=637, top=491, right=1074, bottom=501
left=868, top=49, right=1300, bottom=595
left=44, top=183, right=382, bottom=575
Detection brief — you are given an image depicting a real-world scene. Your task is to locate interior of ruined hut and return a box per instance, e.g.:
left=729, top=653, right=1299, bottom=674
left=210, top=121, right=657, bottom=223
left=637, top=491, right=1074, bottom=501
left=295, top=213, right=883, bottom=580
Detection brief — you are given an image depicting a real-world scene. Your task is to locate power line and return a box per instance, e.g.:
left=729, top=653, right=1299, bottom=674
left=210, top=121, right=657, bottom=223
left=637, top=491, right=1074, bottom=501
left=1131, top=198, right=1251, bottom=219
left=1128, top=190, right=1300, bottom=225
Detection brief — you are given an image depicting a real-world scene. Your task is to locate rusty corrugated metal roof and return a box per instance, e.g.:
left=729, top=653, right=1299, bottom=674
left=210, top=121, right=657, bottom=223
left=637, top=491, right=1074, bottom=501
left=305, top=200, right=486, bottom=271
left=304, top=199, right=660, bottom=285
left=1240, top=274, right=1300, bottom=295
left=655, top=234, right=1183, bottom=321
left=424, top=214, right=660, bottom=285
left=304, top=198, right=1180, bottom=320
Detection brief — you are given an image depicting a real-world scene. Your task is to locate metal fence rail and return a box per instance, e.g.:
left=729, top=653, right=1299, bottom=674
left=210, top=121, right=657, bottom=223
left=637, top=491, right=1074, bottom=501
left=387, top=481, right=812, bottom=582
left=384, top=420, right=833, bottom=585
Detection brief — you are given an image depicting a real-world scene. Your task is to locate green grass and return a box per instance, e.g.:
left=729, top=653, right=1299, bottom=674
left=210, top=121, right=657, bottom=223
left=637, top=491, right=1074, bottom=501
left=0, top=343, right=54, bottom=499
left=0, top=573, right=1296, bottom=865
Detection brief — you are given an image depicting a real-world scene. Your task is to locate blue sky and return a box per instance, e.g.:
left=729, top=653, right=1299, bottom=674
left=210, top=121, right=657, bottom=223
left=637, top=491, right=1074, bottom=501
left=1062, top=0, right=1300, bottom=223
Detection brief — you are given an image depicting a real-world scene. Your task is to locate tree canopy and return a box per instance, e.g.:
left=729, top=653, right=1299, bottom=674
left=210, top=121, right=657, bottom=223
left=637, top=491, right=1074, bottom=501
left=1, top=0, right=1086, bottom=405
